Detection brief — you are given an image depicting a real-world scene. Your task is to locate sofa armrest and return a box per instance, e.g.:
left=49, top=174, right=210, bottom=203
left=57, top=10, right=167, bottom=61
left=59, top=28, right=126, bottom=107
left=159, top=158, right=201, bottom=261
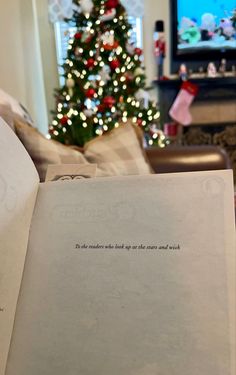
left=145, top=145, right=231, bottom=174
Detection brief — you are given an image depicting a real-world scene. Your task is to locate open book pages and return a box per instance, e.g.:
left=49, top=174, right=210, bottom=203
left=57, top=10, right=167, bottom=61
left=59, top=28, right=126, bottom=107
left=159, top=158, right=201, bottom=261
left=0, top=118, right=235, bottom=375
left=0, top=119, right=39, bottom=375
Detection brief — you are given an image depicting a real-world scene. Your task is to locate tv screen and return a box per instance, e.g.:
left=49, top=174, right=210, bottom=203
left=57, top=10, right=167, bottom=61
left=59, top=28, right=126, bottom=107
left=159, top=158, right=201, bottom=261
left=175, top=0, right=236, bottom=57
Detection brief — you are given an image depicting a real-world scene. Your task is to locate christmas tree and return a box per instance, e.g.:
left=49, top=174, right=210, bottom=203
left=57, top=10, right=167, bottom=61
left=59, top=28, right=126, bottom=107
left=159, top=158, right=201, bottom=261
left=49, top=0, right=164, bottom=147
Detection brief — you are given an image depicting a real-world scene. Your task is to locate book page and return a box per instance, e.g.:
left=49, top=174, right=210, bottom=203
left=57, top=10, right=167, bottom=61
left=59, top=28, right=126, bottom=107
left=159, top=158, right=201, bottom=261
left=45, top=163, right=97, bottom=181
left=0, top=119, right=39, bottom=375
left=6, top=171, right=236, bottom=375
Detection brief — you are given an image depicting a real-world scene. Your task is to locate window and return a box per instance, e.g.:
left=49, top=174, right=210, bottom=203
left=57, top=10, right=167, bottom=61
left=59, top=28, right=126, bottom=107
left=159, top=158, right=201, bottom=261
left=54, top=17, right=143, bottom=85
left=127, top=16, right=143, bottom=48
left=54, top=21, right=77, bottom=85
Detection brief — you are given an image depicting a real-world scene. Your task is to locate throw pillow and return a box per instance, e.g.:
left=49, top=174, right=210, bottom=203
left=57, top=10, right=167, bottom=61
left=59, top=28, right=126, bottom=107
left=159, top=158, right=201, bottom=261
left=0, top=88, right=34, bottom=125
left=84, top=121, right=153, bottom=176
left=14, top=118, right=88, bottom=182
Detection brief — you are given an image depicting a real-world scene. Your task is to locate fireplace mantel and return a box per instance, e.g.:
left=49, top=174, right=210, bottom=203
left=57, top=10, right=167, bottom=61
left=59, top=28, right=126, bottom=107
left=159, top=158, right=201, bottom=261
left=154, top=76, right=236, bottom=126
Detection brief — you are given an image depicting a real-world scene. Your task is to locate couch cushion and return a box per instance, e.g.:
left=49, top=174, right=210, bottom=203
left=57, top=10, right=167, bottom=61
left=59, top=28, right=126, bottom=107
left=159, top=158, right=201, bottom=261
left=84, top=122, right=153, bottom=176
left=14, top=118, right=88, bottom=182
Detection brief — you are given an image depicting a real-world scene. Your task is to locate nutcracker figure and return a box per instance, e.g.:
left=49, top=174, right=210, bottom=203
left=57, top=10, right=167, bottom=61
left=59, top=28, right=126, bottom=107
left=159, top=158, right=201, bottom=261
left=154, top=20, right=166, bottom=79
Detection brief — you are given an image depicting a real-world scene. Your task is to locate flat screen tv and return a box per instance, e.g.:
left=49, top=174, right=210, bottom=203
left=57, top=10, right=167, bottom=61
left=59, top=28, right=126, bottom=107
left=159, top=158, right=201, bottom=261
left=171, top=0, right=236, bottom=61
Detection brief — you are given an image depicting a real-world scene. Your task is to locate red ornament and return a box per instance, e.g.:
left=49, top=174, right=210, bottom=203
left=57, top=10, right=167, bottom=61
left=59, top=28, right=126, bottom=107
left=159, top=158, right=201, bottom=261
left=85, top=88, right=96, bottom=98
left=103, top=96, right=116, bottom=108
left=97, top=104, right=105, bottom=112
left=135, top=47, right=143, bottom=56
left=105, top=0, right=119, bottom=9
left=137, top=118, right=143, bottom=127
left=110, top=59, right=120, bottom=70
left=74, top=32, right=82, bottom=39
left=85, top=35, right=92, bottom=44
left=86, top=58, right=95, bottom=68
left=60, top=116, right=69, bottom=125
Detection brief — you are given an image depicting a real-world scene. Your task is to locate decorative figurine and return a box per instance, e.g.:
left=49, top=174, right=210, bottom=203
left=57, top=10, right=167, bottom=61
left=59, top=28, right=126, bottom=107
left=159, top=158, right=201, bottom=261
left=155, top=34, right=166, bottom=79
left=207, top=62, right=217, bottom=78
left=219, top=58, right=227, bottom=76
left=178, top=63, right=188, bottom=81
left=154, top=20, right=166, bottom=79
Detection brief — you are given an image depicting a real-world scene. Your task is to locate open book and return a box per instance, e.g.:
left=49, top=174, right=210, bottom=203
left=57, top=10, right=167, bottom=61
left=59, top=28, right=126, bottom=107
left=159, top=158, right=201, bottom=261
left=0, top=118, right=235, bottom=375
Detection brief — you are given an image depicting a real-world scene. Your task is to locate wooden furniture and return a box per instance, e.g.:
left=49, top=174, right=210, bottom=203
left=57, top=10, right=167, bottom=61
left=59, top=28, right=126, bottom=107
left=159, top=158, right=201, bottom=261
left=145, top=145, right=231, bottom=174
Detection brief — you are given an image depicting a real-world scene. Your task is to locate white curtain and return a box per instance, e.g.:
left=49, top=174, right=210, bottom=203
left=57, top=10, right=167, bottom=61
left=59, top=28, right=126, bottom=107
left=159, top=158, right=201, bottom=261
left=120, top=0, right=144, bottom=18
left=48, top=0, right=144, bottom=23
left=48, top=0, right=73, bottom=23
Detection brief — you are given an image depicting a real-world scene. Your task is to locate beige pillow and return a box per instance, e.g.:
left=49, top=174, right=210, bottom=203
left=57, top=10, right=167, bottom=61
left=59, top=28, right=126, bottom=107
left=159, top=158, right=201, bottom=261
left=0, top=88, right=34, bottom=125
left=14, top=119, right=88, bottom=181
left=0, top=104, right=15, bottom=131
left=84, top=122, right=153, bottom=176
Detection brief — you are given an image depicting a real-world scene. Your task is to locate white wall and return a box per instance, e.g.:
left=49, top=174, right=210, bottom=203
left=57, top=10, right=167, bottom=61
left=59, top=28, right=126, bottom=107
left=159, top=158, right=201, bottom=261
left=0, top=0, right=26, bottom=105
left=0, top=0, right=54, bottom=133
left=0, top=0, right=169, bottom=132
left=34, top=0, right=59, bottom=125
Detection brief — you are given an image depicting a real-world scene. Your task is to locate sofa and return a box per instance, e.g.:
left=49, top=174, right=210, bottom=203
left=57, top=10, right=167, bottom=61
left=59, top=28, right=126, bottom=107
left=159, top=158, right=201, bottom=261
left=0, top=88, right=232, bottom=181
left=146, top=145, right=231, bottom=174
left=12, top=116, right=231, bottom=181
